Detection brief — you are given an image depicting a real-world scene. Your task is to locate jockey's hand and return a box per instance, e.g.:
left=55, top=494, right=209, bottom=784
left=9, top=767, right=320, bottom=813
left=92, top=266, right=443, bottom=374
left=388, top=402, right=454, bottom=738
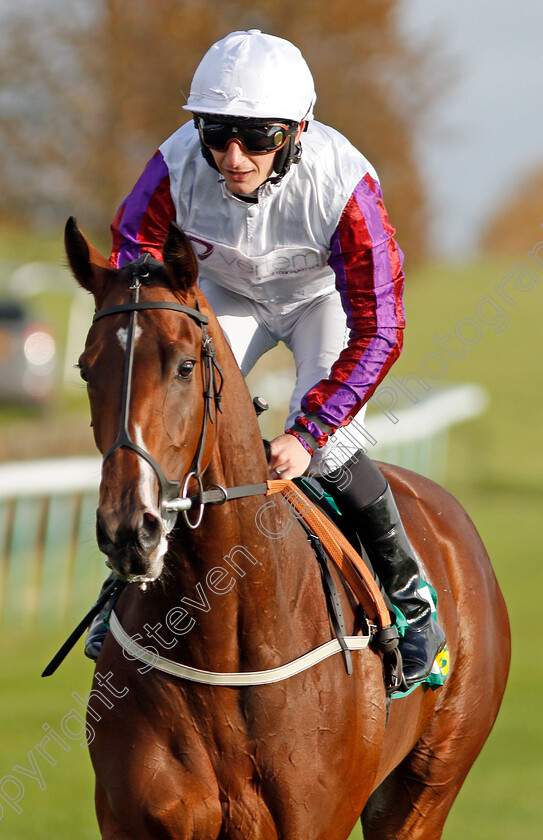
left=268, top=433, right=312, bottom=480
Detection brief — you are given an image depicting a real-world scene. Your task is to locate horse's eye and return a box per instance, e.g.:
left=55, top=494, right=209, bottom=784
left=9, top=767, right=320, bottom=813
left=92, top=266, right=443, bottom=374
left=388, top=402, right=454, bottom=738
left=176, top=359, right=195, bottom=379
left=76, top=363, right=88, bottom=382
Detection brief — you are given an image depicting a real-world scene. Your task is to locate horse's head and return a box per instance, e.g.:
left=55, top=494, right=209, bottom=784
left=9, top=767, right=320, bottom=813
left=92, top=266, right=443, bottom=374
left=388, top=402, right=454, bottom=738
left=65, top=217, right=220, bottom=583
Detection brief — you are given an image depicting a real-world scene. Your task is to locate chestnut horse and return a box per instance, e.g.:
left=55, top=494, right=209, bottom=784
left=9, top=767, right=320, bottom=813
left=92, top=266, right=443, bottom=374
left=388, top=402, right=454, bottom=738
left=65, top=217, right=510, bottom=840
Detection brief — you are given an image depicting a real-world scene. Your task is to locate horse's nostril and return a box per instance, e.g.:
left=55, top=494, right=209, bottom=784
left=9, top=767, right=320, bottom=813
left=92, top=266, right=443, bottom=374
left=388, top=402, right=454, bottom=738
left=139, top=511, right=162, bottom=551
left=143, top=511, right=159, bottom=528
left=96, top=512, right=115, bottom=557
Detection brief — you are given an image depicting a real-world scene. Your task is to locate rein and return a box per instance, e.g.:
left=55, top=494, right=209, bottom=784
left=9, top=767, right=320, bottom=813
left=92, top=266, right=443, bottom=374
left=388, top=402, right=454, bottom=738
left=93, top=255, right=223, bottom=530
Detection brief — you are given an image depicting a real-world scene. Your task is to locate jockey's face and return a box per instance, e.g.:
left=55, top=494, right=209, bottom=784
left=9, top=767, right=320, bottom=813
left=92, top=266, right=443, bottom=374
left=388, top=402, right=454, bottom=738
left=210, top=141, right=276, bottom=195
left=209, top=122, right=305, bottom=195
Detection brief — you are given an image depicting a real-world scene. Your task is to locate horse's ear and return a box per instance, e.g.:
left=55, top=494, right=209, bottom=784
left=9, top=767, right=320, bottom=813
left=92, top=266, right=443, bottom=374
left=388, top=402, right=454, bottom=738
left=162, top=222, right=198, bottom=292
left=64, top=216, right=113, bottom=294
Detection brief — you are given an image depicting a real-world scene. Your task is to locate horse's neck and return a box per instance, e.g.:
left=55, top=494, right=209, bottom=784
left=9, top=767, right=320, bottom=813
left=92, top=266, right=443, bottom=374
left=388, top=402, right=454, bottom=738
left=153, top=484, right=295, bottom=670
left=203, top=317, right=270, bottom=491
left=129, top=346, right=300, bottom=666
left=175, top=381, right=277, bottom=591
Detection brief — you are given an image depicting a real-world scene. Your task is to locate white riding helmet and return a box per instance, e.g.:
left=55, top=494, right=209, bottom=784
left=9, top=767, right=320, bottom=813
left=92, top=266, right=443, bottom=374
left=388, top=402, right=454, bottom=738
left=183, top=29, right=316, bottom=123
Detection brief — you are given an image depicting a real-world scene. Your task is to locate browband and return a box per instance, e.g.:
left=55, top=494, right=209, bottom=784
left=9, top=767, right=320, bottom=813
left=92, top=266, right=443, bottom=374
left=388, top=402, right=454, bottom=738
left=93, top=301, right=209, bottom=325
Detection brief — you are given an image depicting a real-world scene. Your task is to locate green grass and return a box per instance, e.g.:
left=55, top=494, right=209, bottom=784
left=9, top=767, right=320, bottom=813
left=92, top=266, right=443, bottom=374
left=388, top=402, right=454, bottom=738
left=0, top=633, right=97, bottom=838
left=1, top=237, right=542, bottom=837
left=439, top=491, right=542, bottom=840
left=0, top=223, right=65, bottom=265
left=0, top=220, right=109, bottom=265
left=390, top=254, right=543, bottom=489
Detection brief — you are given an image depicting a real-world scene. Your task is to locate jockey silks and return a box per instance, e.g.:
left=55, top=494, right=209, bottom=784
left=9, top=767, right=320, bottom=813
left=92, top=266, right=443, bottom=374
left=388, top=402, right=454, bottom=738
left=110, top=119, right=405, bottom=456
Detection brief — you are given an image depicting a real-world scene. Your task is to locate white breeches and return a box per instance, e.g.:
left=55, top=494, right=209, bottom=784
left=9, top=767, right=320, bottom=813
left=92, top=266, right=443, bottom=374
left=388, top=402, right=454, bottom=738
left=199, top=278, right=369, bottom=476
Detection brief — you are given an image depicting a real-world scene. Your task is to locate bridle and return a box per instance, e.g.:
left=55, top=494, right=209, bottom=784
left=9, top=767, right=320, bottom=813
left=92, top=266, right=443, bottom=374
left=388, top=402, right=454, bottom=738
left=92, top=254, right=224, bottom=530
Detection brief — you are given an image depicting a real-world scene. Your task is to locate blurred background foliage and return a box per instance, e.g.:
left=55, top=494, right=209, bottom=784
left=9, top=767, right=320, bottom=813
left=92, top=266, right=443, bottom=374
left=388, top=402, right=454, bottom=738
left=0, top=3, right=541, bottom=838
left=481, top=164, right=543, bottom=255
left=0, top=0, right=445, bottom=261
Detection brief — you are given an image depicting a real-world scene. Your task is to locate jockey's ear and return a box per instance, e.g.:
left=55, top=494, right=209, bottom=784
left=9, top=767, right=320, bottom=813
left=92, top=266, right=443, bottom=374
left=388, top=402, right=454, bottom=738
left=162, top=222, right=198, bottom=292
left=64, top=216, right=114, bottom=296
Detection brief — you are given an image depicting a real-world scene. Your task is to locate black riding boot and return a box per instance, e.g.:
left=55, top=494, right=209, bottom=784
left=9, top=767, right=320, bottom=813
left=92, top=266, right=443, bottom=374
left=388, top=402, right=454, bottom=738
left=318, top=454, right=445, bottom=687
left=84, top=572, right=121, bottom=661
left=354, top=484, right=445, bottom=685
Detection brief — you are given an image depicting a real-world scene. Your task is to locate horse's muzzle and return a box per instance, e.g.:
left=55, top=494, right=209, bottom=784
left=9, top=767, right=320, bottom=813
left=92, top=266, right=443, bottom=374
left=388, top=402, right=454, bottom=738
left=96, top=508, right=167, bottom=582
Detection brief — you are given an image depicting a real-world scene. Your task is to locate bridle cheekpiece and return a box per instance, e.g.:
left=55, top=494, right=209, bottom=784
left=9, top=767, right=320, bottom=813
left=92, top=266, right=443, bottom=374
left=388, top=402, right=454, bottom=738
left=92, top=254, right=223, bottom=530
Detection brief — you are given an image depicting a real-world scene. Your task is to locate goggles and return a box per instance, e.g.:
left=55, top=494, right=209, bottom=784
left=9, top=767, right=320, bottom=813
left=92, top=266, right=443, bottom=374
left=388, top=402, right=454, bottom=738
left=196, top=118, right=295, bottom=155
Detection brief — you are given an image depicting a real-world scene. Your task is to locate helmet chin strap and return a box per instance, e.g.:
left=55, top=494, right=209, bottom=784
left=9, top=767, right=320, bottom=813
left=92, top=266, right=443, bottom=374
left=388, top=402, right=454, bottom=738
left=266, top=134, right=303, bottom=184
left=198, top=139, right=221, bottom=174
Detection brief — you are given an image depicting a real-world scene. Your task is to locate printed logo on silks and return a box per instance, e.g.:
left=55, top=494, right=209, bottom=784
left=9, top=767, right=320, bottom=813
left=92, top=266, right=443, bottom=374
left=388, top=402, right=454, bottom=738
left=188, top=236, right=214, bottom=261
left=187, top=235, right=334, bottom=309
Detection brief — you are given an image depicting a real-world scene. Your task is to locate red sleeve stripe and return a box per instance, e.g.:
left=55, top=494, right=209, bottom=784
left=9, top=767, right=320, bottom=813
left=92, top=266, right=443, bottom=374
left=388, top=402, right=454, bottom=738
left=110, top=151, right=176, bottom=268
left=301, top=174, right=405, bottom=427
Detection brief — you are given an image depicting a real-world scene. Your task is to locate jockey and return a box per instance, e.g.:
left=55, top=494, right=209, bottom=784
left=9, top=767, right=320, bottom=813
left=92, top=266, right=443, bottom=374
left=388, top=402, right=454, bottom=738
left=87, top=29, right=445, bottom=688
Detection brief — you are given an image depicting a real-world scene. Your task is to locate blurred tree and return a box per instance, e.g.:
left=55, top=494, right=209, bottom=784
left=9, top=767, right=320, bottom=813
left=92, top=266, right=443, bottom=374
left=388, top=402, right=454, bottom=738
left=0, top=0, right=441, bottom=260
left=480, top=164, right=543, bottom=255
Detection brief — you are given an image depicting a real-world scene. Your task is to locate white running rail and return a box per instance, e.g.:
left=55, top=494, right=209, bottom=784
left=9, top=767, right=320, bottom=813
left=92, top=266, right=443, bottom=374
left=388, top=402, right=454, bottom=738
left=0, top=384, right=487, bottom=626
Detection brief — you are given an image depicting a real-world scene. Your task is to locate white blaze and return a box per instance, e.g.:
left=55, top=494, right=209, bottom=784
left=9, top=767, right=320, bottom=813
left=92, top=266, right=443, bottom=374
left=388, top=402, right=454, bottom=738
left=116, top=324, right=142, bottom=350
left=133, top=426, right=170, bottom=560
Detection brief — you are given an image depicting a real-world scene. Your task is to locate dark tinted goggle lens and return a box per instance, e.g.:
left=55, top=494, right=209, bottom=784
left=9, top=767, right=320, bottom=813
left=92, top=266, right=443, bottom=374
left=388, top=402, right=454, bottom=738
left=199, top=120, right=291, bottom=154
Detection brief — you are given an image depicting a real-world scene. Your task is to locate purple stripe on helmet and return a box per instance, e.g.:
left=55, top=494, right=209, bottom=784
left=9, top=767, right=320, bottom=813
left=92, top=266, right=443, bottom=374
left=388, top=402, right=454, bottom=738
left=116, top=152, right=170, bottom=266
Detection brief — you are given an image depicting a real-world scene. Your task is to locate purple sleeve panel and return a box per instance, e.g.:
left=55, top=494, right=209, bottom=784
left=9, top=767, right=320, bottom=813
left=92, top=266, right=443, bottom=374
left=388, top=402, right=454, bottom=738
left=299, top=173, right=405, bottom=442
left=110, top=151, right=176, bottom=268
